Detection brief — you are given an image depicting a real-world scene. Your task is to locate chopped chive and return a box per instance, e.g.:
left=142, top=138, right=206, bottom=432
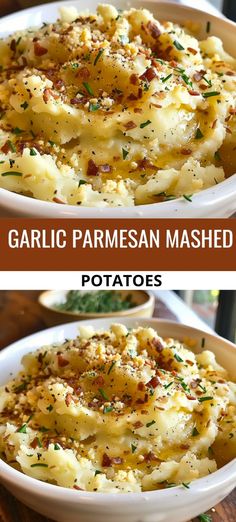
left=98, top=388, right=109, bottom=401
left=199, top=396, right=213, bottom=403
left=14, top=381, right=27, bottom=392
left=206, top=21, right=211, bottom=33
left=214, top=151, right=221, bottom=162
left=161, top=73, right=172, bottom=83
left=183, top=194, right=193, bottom=202
left=131, top=444, right=137, bottom=453
left=198, top=383, right=207, bottom=393
left=37, top=438, right=42, bottom=448
left=83, top=82, right=94, bottom=96
left=20, top=101, right=28, bottom=110
left=108, top=361, right=116, bottom=374
left=16, top=36, right=21, bottom=46
left=95, top=469, right=102, bottom=476
left=89, top=103, right=100, bottom=112
left=12, top=127, right=23, bottom=135
left=103, top=405, right=113, bottom=413
left=54, top=443, right=60, bottom=450
left=2, top=171, right=22, bottom=177
left=140, top=120, right=151, bottom=128
left=164, top=381, right=174, bottom=389
left=173, top=40, right=185, bottom=51
left=181, top=73, right=192, bottom=86
left=78, top=179, right=87, bottom=187
left=39, top=426, right=49, bottom=433
left=165, top=482, right=176, bottom=488
left=122, top=148, right=129, bottom=160
left=30, top=463, right=48, bottom=468
left=30, top=148, right=37, bottom=156
left=46, top=405, right=53, bottom=412
left=71, top=63, right=79, bottom=69
left=17, top=423, right=27, bottom=433
left=174, top=353, right=183, bottom=363
left=94, top=49, right=104, bottom=66
left=48, top=140, right=55, bottom=146
left=201, top=337, right=205, bottom=348
left=198, top=514, right=212, bottom=522
left=202, top=76, right=212, bottom=87
left=146, top=420, right=156, bottom=428
left=192, top=427, right=199, bottom=437
left=202, top=91, right=220, bottom=98
left=195, top=128, right=204, bottom=139
left=182, top=482, right=190, bottom=489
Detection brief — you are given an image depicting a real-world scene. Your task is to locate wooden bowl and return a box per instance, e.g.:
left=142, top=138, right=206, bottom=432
left=38, top=290, right=155, bottom=326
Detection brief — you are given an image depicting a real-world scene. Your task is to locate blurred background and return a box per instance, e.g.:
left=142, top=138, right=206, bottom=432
left=0, top=0, right=235, bottom=20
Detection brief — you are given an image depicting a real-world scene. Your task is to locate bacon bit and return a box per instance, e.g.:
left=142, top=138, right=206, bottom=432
left=54, top=79, right=65, bottom=91
left=127, top=93, right=138, bottom=101
left=102, top=453, right=112, bottom=467
left=199, top=83, right=208, bottom=90
left=124, top=121, right=137, bottom=130
left=169, top=60, right=178, bottom=68
left=10, top=39, right=16, bottom=52
left=73, top=485, right=84, bottom=491
left=151, top=58, right=163, bottom=70
left=76, top=66, right=90, bottom=80
left=218, top=379, right=226, bottom=383
left=94, top=375, right=104, bottom=386
left=136, top=158, right=156, bottom=171
left=43, top=88, right=52, bottom=103
left=190, top=380, right=198, bottom=389
left=144, top=451, right=159, bottom=462
left=138, top=88, right=143, bottom=99
left=140, top=67, right=156, bottom=82
left=187, top=47, right=198, bottom=55
left=130, top=74, right=139, bottom=85
left=57, top=354, right=69, bottom=367
left=193, top=72, right=204, bottom=82
left=70, top=97, right=87, bottom=105
left=226, top=126, right=232, bottom=134
left=87, top=159, right=99, bottom=176
left=138, top=382, right=146, bottom=391
left=65, top=393, right=73, bottom=407
left=1, top=142, right=11, bottom=154
left=151, top=103, right=162, bottom=108
left=181, top=148, right=192, bottom=155
left=30, top=437, right=39, bottom=449
left=34, top=42, right=48, bottom=56
left=141, top=410, right=148, bottom=415
left=180, top=444, right=190, bottom=450
left=188, top=90, right=199, bottom=96
left=156, top=406, right=165, bottom=410
left=226, top=71, right=235, bottom=76
left=212, top=119, right=218, bottom=129
left=186, top=394, right=196, bottom=400
left=186, top=360, right=194, bottom=366
left=152, top=338, right=164, bottom=352
left=133, top=421, right=143, bottom=429
left=147, top=376, right=161, bottom=388
left=136, top=393, right=149, bottom=404
left=112, top=457, right=123, bottom=465
left=147, top=21, right=161, bottom=39
left=134, top=108, right=142, bottom=113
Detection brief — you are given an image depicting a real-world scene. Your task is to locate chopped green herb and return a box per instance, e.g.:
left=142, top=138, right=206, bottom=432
left=7, top=140, right=16, bottom=153
left=37, top=438, right=42, bottom=448
left=140, top=120, right=151, bottom=128
left=202, top=76, right=212, bottom=87
left=181, top=73, right=192, bottom=86
left=146, top=420, right=156, bottom=428
left=16, top=36, right=21, bottom=46
left=214, top=151, right=221, bottom=162
left=131, top=444, right=137, bottom=453
left=94, top=49, right=104, bottom=66
left=203, top=91, right=220, bottom=98
left=165, top=482, right=176, bottom=488
left=103, top=405, right=113, bottom=413
left=48, top=140, right=55, bottom=146
left=12, top=127, right=23, bottom=135
left=108, top=361, right=116, bottom=374
left=173, top=40, right=185, bottom=51
left=195, top=128, right=204, bottom=139
left=78, top=179, right=87, bottom=187
left=30, top=148, right=37, bottom=156
left=17, top=423, right=27, bottom=433
left=39, top=426, right=49, bottom=433
left=161, top=73, right=172, bottom=83
left=198, top=383, right=207, bottom=393
left=198, top=514, right=212, bottom=522
left=182, top=482, right=190, bottom=489
left=183, top=194, right=193, bottom=202
left=89, top=103, right=100, bottom=112
left=201, top=337, right=205, bottom=348
left=164, top=382, right=174, bottom=389
left=71, top=63, right=79, bottom=69
left=46, top=405, right=53, bottom=412
left=174, top=353, right=183, bottom=363
left=14, top=381, right=28, bottom=393
left=206, top=21, right=211, bottom=33
left=192, top=427, right=199, bottom=437
left=122, top=148, right=129, bottom=159
left=83, top=82, right=94, bottom=96
left=99, top=388, right=109, bottom=401
left=20, top=101, right=29, bottom=110
left=30, top=463, right=48, bottom=468
left=199, top=396, right=213, bottom=403
left=229, top=433, right=234, bottom=439
left=2, top=171, right=22, bottom=177
left=95, top=469, right=102, bottom=476
left=54, top=443, right=60, bottom=450
left=57, top=290, right=135, bottom=313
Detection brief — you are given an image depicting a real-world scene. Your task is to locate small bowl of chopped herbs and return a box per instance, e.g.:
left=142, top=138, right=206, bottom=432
left=38, top=290, right=155, bottom=326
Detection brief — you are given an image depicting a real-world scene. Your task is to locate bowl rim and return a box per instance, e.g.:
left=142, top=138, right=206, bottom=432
left=38, top=289, right=155, bottom=317
left=0, top=317, right=236, bottom=503
left=0, top=0, right=236, bottom=217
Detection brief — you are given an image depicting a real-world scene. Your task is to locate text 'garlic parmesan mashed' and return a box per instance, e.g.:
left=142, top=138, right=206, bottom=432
left=0, top=324, right=235, bottom=492
left=0, top=5, right=235, bottom=207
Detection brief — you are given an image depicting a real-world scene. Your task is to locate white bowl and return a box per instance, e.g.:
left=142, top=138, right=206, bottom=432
left=0, top=317, right=235, bottom=522
left=0, top=0, right=236, bottom=218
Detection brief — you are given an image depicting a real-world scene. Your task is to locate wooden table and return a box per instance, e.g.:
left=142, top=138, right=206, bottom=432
left=0, top=291, right=235, bottom=521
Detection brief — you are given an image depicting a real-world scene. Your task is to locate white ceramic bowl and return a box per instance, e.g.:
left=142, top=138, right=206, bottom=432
left=0, top=317, right=235, bottom=522
left=0, top=1, right=236, bottom=218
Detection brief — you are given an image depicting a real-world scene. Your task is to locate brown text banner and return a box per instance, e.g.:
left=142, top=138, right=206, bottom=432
left=0, top=219, right=235, bottom=271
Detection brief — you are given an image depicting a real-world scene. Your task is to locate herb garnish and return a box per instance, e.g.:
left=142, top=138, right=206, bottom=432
left=195, top=128, right=204, bottom=139
left=99, top=388, right=109, bottom=401
left=131, top=444, right=137, bottom=453
left=182, top=482, right=190, bottom=489
left=199, top=396, right=213, bottom=402
left=140, top=120, right=151, bottom=128
left=108, top=361, right=116, bottom=374
left=202, top=91, right=220, bottom=98
left=161, top=73, right=172, bottom=83
left=17, top=423, right=27, bottom=433
left=146, top=420, right=156, bottom=428
left=173, top=40, right=185, bottom=51
left=94, top=49, right=104, bottom=66
left=95, top=469, right=102, bottom=476
left=214, top=151, right=221, bottom=162
left=192, top=427, right=199, bottom=436
left=164, top=381, right=174, bottom=389
left=30, top=463, right=48, bottom=468
left=206, top=21, right=211, bottom=33
left=46, top=405, right=53, bottom=412
left=20, top=101, right=29, bottom=110
left=83, top=82, right=94, bottom=96
left=174, top=353, right=183, bottom=363
left=198, top=514, right=212, bottom=522
left=54, top=443, right=60, bottom=450
left=183, top=194, right=193, bottom=202
left=78, top=179, right=87, bottom=187
left=122, top=148, right=129, bottom=159
left=12, top=127, right=23, bottom=135
left=2, top=171, right=22, bottom=177
left=30, top=148, right=37, bottom=156
left=89, top=103, right=100, bottom=112
left=103, top=405, right=113, bottom=413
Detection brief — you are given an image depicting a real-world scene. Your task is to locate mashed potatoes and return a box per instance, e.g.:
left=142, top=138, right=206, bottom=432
left=0, top=5, right=235, bottom=207
left=0, top=323, right=235, bottom=492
